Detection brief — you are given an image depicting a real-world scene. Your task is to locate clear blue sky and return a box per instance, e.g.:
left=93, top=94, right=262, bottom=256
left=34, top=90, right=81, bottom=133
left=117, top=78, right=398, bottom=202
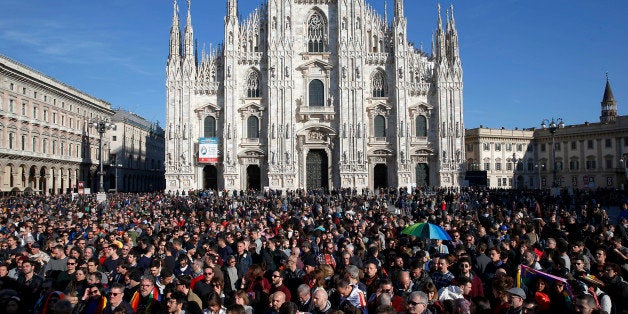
left=1, top=0, right=626, bottom=129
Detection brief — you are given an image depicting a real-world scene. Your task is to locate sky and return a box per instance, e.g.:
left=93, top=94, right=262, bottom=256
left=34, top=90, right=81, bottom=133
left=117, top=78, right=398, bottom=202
left=1, top=0, right=626, bottom=130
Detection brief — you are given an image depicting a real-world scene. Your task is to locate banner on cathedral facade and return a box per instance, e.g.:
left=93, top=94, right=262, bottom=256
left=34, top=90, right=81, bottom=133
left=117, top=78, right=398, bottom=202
left=198, top=137, right=219, bottom=163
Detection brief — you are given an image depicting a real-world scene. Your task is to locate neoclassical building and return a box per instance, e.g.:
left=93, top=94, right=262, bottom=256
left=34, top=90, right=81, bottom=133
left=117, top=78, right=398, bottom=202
left=0, top=55, right=114, bottom=194
left=466, top=78, right=628, bottom=189
left=109, top=110, right=165, bottom=192
left=165, top=0, right=465, bottom=192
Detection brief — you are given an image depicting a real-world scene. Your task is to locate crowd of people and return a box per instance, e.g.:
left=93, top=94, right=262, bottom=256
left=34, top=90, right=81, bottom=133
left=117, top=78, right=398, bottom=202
left=0, top=186, right=626, bottom=314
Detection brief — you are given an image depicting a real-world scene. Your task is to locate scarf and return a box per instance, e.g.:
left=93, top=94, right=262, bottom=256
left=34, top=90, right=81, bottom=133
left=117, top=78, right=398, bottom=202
left=85, top=296, right=107, bottom=314
left=130, top=287, right=160, bottom=312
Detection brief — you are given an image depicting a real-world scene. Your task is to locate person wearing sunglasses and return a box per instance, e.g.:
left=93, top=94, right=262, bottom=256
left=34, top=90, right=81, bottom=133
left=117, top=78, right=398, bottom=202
left=405, top=291, right=429, bottom=314
left=75, top=283, right=107, bottom=314
left=103, top=283, right=133, bottom=314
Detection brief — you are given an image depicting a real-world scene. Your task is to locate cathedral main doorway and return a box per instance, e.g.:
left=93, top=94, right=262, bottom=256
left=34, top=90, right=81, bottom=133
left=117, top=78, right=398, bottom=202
left=246, top=165, right=261, bottom=191
left=306, top=150, right=328, bottom=191
left=374, top=164, right=388, bottom=189
left=416, top=163, right=429, bottom=186
left=203, top=165, right=218, bottom=190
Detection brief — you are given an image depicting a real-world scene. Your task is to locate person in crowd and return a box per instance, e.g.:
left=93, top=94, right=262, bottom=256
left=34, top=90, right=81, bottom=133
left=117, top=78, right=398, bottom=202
left=0, top=187, right=626, bottom=313
left=234, top=290, right=254, bottom=314
left=455, top=257, right=483, bottom=298
left=295, top=283, right=314, bottom=313
left=103, top=282, right=134, bottom=314
left=573, top=293, right=598, bottom=314
left=336, top=277, right=366, bottom=314
left=74, top=283, right=107, bottom=314
left=505, top=287, right=525, bottom=314
left=406, top=291, right=429, bottom=314
left=164, top=291, right=187, bottom=314
left=431, top=257, right=455, bottom=290
left=268, top=291, right=286, bottom=314
left=175, top=275, right=203, bottom=311
left=312, top=288, right=332, bottom=314
left=601, top=262, right=628, bottom=314
left=270, top=270, right=292, bottom=302
left=130, top=275, right=162, bottom=314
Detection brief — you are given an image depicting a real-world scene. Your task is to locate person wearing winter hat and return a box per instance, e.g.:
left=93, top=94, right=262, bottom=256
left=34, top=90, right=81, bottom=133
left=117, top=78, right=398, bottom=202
left=506, top=287, right=526, bottom=313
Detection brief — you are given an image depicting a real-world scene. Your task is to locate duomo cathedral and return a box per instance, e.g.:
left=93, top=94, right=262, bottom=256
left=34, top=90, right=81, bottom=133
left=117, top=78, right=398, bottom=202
left=165, top=0, right=464, bottom=192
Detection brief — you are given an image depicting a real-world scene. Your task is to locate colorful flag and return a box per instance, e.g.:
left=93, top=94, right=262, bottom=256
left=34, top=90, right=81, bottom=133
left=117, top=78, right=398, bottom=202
left=517, top=265, right=573, bottom=300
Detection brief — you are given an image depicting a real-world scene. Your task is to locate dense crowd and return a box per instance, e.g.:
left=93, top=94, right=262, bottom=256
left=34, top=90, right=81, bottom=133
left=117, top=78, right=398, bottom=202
left=0, top=187, right=627, bottom=314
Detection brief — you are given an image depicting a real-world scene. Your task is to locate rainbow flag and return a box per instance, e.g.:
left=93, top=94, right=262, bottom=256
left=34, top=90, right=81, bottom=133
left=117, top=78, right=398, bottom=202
left=517, top=265, right=573, bottom=300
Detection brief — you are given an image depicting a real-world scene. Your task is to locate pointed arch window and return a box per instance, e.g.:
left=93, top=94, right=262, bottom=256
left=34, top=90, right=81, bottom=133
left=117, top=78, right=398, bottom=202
left=308, top=11, right=328, bottom=52
left=309, top=79, right=324, bottom=107
left=374, top=115, right=386, bottom=138
left=246, top=71, right=260, bottom=98
left=204, top=116, right=216, bottom=138
left=372, top=71, right=387, bottom=97
left=247, top=116, right=260, bottom=139
left=416, top=115, right=427, bottom=137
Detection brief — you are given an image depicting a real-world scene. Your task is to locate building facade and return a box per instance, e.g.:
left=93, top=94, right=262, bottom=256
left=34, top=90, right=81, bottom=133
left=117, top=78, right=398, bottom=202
left=0, top=55, right=114, bottom=194
left=165, top=0, right=465, bottom=193
left=465, top=78, right=628, bottom=189
left=465, top=127, right=535, bottom=188
left=108, top=110, right=165, bottom=192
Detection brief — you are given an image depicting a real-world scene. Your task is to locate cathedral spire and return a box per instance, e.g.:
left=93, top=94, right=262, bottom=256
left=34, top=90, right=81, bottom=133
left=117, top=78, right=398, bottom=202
left=169, top=0, right=181, bottom=59
left=184, top=0, right=194, bottom=57
left=384, top=1, right=388, bottom=25
left=601, top=73, right=618, bottom=123
left=394, top=0, right=405, bottom=18
left=447, top=4, right=460, bottom=63
left=435, top=4, right=446, bottom=62
left=227, top=0, right=238, bottom=20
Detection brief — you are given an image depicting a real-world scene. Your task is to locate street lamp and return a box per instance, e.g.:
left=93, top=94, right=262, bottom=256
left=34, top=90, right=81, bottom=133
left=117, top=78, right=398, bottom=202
left=511, top=153, right=518, bottom=189
left=620, top=155, right=627, bottom=190
left=535, top=162, right=544, bottom=189
left=110, top=163, right=122, bottom=192
left=90, top=118, right=116, bottom=197
left=541, top=118, right=565, bottom=188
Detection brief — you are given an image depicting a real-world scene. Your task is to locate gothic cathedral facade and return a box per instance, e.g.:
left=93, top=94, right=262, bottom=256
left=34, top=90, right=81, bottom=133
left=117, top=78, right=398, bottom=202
left=165, top=0, right=464, bottom=193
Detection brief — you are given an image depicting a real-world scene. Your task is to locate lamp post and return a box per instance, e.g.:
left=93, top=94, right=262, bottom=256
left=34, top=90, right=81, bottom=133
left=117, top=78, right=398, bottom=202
left=541, top=118, right=565, bottom=188
left=510, top=153, right=517, bottom=189
left=110, top=163, right=122, bottom=192
left=90, top=118, right=116, bottom=198
left=535, top=162, right=544, bottom=189
left=620, top=156, right=627, bottom=190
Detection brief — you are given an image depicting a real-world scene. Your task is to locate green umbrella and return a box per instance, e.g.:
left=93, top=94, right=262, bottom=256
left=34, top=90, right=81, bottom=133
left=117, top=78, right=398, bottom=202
left=401, top=222, right=452, bottom=240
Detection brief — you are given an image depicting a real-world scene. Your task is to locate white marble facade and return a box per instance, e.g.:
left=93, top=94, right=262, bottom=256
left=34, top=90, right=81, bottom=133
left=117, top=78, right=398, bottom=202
left=165, top=0, right=464, bottom=193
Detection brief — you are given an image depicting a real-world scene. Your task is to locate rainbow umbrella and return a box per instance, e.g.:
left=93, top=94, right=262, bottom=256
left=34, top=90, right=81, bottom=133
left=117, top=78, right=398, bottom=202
left=401, top=222, right=452, bottom=240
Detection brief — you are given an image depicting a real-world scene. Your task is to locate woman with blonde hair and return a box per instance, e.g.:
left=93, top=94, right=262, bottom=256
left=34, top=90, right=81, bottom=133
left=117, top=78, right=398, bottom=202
left=234, top=290, right=253, bottom=314
left=421, top=282, right=444, bottom=313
